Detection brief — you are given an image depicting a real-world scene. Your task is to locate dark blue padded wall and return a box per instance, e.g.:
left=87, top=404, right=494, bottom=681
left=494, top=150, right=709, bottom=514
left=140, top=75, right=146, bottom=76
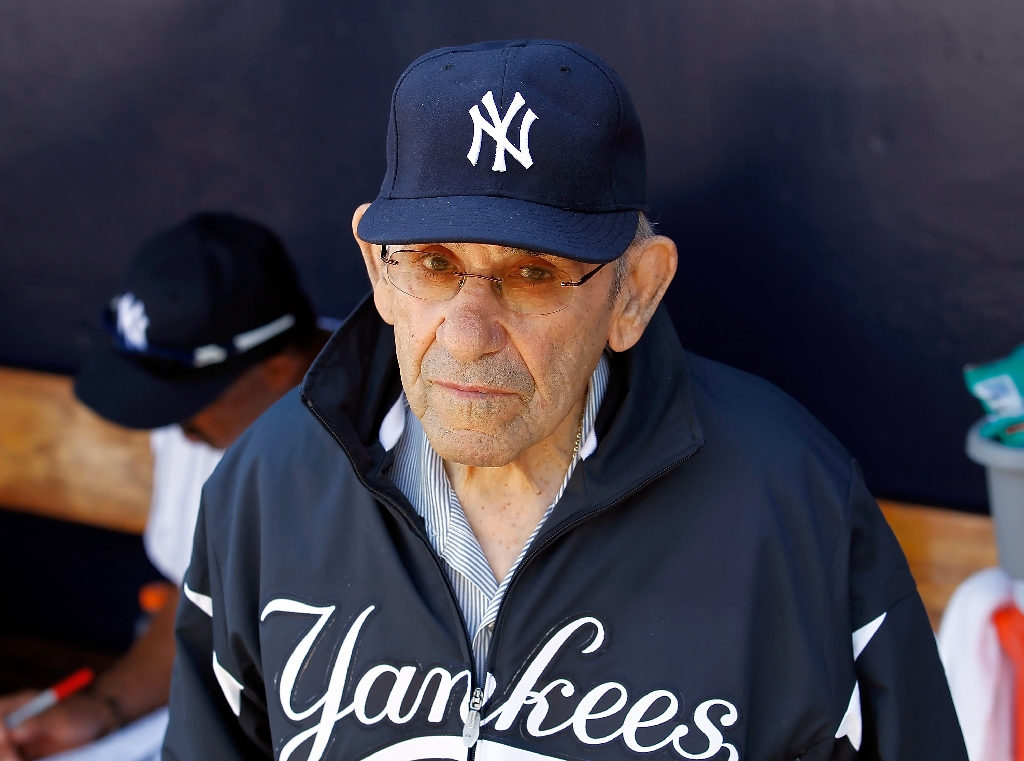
left=1, top=1, right=1022, bottom=511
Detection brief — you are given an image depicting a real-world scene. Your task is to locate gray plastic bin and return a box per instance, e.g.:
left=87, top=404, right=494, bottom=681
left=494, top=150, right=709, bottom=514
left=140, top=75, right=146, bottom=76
left=967, top=418, right=1024, bottom=579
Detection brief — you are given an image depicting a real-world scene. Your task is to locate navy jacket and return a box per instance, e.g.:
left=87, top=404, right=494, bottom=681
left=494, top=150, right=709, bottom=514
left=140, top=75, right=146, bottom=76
left=165, top=298, right=967, bottom=761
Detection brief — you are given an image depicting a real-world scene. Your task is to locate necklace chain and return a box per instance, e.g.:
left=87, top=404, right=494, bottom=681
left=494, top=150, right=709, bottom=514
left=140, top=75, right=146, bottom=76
left=571, top=385, right=589, bottom=462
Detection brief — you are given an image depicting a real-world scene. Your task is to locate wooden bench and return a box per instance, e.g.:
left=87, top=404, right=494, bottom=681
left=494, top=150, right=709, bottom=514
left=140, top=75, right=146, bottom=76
left=0, top=365, right=998, bottom=627
left=878, top=500, right=996, bottom=628
left=0, top=366, right=152, bottom=534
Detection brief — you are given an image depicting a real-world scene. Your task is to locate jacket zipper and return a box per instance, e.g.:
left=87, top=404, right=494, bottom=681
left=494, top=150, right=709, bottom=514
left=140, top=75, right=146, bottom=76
left=463, top=686, right=484, bottom=747
left=307, top=395, right=701, bottom=758
left=303, top=398, right=484, bottom=756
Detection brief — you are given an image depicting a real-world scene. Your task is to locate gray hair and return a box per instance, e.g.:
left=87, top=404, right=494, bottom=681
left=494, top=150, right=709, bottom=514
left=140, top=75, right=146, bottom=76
left=610, top=212, right=655, bottom=301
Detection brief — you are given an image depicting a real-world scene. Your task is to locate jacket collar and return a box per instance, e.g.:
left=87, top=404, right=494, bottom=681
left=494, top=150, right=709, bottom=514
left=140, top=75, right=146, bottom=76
left=300, top=295, right=705, bottom=528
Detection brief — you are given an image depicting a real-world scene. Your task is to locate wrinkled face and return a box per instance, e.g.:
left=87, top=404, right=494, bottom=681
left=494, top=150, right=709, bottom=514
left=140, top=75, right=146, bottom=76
left=386, top=243, right=617, bottom=467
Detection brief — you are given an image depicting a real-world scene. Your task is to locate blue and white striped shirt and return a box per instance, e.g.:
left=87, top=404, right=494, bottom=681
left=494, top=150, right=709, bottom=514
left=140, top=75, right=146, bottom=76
left=382, top=354, right=609, bottom=680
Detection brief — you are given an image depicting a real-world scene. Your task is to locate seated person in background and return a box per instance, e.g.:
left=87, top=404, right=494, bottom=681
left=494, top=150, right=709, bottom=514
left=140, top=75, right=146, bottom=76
left=0, top=212, right=331, bottom=760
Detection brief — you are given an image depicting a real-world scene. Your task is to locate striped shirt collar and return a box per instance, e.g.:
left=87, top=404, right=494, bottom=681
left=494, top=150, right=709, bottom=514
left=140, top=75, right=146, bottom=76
left=383, top=353, right=610, bottom=679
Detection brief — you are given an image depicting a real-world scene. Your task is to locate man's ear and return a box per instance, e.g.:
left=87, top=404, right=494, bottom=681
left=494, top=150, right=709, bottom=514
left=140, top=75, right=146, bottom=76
left=258, top=349, right=309, bottom=393
left=607, top=235, right=678, bottom=352
left=352, top=203, right=395, bottom=325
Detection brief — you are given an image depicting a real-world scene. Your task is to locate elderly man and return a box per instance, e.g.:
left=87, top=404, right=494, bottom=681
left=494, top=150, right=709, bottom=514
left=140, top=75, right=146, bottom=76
left=165, top=41, right=966, bottom=760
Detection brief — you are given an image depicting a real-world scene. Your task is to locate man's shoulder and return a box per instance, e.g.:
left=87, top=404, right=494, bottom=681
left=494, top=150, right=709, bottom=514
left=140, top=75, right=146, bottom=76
left=201, top=388, right=353, bottom=526
left=682, top=351, right=854, bottom=501
left=224, top=388, right=334, bottom=467
left=687, top=351, right=848, bottom=452
left=648, top=353, right=865, bottom=586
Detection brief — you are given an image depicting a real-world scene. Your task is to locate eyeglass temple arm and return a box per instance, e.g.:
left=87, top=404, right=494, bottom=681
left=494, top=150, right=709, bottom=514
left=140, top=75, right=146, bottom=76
left=562, top=261, right=608, bottom=287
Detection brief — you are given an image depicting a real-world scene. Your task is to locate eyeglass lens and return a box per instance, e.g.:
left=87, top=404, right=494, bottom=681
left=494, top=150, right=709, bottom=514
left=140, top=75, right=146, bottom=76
left=384, top=248, right=577, bottom=315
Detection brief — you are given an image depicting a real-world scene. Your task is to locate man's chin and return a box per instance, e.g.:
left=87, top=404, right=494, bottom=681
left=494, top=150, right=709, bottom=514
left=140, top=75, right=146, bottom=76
left=437, top=448, right=516, bottom=468
left=421, top=423, right=523, bottom=468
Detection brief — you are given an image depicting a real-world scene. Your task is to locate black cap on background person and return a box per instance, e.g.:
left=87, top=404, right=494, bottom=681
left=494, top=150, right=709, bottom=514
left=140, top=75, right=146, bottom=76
left=75, top=212, right=318, bottom=430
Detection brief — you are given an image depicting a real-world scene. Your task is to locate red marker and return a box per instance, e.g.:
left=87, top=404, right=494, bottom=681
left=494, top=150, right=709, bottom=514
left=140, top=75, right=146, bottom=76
left=3, top=669, right=95, bottom=730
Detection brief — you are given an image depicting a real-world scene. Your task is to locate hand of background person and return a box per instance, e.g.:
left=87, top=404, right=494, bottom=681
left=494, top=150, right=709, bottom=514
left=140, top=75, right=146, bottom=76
left=0, top=585, right=179, bottom=761
left=0, top=691, right=112, bottom=761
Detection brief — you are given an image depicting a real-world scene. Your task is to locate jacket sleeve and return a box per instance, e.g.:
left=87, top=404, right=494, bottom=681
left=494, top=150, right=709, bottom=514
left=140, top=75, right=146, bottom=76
left=830, top=462, right=968, bottom=760
left=163, top=496, right=272, bottom=760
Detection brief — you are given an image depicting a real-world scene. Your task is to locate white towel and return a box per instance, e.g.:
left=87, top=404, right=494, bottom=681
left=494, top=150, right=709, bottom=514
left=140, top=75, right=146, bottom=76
left=41, top=707, right=167, bottom=761
left=937, top=567, right=1019, bottom=761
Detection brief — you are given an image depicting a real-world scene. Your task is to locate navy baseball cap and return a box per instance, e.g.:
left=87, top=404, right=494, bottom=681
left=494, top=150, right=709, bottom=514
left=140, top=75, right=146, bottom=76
left=358, top=39, right=647, bottom=264
left=75, top=213, right=316, bottom=429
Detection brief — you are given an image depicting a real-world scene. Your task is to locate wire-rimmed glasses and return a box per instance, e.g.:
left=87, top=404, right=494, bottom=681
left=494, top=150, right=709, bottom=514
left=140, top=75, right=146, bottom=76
left=380, top=245, right=607, bottom=316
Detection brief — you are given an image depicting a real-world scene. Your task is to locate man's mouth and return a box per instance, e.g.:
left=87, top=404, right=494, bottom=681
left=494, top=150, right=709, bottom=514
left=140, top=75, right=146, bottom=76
left=430, top=380, right=518, bottom=400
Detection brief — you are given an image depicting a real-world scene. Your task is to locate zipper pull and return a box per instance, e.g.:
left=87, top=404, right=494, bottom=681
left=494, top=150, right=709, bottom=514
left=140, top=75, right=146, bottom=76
left=462, top=687, right=484, bottom=747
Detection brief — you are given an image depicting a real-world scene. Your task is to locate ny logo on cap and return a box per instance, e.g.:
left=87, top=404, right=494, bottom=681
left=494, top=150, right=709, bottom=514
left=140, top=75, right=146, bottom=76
left=116, top=292, right=149, bottom=350
left=467, top=91, right=538, bottom=172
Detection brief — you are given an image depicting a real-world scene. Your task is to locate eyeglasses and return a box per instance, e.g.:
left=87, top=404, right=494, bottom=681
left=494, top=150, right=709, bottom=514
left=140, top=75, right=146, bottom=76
left=380, top=245, right=607, bottom=316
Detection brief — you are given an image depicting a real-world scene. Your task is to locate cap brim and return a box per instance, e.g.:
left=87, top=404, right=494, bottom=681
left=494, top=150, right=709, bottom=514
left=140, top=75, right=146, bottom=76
left=358, top=195, right=639, bottom=264
left=74, top=342, right=240, bottom=429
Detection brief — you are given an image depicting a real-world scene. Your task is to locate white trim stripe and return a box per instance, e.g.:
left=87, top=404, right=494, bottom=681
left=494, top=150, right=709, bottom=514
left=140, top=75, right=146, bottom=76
left=183, top=582, right=213, bottom=616
left=477, top=739, right=570, bottom=760
left=379, top=396, right=407, bottom=451
left=212, top=652, right=244, bottom=716
left=852, top=612, right=886, bottom=660
left=353, top=736, right=571, bottom=761
left=233, top=313, right=296, bottom=352
left=836, top=611, right=888, bottom=750
left=835, top=681, right=863, bottom=751
left=359, top=735, right=467, bottom=761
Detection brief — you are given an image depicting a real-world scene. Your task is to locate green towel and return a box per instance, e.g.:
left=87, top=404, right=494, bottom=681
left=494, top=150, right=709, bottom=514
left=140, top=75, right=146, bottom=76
left=965, top=343, right=1024, bottom=447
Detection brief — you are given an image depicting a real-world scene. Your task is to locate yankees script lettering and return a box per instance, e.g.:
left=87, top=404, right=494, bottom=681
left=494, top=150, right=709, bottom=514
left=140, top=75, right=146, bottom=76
left=260, top=601, right=739, bottom=761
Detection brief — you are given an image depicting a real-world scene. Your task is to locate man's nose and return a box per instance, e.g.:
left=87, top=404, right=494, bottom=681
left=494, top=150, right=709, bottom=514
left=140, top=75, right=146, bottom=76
left=435, top=277, right=507, bottom=363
